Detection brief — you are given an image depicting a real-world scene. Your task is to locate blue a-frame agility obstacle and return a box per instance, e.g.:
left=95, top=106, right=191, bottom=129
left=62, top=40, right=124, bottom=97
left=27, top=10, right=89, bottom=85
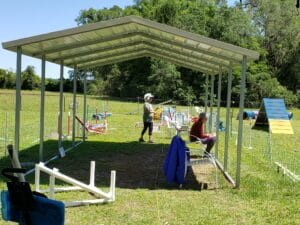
left=254, top=98, right=293, bottom=134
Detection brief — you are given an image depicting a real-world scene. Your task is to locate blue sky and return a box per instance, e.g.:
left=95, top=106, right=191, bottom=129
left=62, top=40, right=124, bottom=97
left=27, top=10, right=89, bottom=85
left=0, top=0, right=236, bottom=79
left=0, top=0, right=134, bottom=78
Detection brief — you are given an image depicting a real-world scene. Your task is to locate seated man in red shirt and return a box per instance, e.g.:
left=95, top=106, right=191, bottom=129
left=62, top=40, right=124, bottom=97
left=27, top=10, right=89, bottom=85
left=189, top=112, right=216, bottom=154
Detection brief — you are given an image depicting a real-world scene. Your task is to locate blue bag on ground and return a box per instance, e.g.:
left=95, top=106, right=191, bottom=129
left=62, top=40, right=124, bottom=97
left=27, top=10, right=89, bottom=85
left=1, top=190, right=65, bottom=225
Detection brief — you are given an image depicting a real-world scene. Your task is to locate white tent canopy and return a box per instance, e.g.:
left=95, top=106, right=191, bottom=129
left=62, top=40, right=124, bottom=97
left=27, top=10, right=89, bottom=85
left=2, top=15, right=259, bottom=188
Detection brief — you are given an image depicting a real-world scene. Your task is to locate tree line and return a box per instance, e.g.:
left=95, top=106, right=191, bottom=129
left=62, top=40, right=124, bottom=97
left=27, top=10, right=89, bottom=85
left=75, top=0, right=299, bottom=107
left=0, top=66, right=84, bottom=93
left=1, top=0, right=299, bottom=107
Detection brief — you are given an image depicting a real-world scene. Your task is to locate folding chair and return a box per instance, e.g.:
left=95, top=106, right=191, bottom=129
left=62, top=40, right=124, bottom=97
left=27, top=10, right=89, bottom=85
left=1, top=145, right=65, bottom=225
left=187, top=135, right=218, bottom=188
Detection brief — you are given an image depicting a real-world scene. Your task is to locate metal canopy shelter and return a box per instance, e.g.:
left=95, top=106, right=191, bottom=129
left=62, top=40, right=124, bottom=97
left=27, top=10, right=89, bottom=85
left=2, top=15, right=259, bottom=188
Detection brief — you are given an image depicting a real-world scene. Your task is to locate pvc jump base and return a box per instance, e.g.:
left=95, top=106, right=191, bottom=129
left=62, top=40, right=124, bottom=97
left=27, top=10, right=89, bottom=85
left=35, top=161, right=116, bottom=207
left=275, top=162, right=299, bottom=182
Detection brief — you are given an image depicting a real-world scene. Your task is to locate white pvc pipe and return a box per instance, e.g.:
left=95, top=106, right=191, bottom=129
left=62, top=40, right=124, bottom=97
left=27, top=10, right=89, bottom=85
left=64, top=198, right=114, bottom=207
left=110, top=170, right=116, bottom=201
left=49, top=169, right=57, bottom=199
left=35, top=166, right=40, bottom=192
left=36, top=163, right=111, bottom=199
left=89, top=161, right=95, bottom=187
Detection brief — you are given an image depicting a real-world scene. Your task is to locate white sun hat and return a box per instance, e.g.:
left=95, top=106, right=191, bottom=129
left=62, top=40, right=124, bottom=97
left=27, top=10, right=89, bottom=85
left=144, top=93, right=154, bottom=101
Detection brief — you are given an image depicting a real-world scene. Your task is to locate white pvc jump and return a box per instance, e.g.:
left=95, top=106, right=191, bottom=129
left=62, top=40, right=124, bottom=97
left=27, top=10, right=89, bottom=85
left=35, top=161, right=116, bottom=207
left=275, top=162, right=299, bottom=182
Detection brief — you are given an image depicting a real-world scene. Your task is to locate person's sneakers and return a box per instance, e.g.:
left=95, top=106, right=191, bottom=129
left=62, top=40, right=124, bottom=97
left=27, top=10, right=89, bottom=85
left=139, top=138, right=145, bottom=142
left=148, top=140, right=154, bottom=143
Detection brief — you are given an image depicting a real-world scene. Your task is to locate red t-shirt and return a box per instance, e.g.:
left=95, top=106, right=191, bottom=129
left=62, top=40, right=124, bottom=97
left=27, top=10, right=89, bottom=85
left=189, top=119, right=210, bottom=142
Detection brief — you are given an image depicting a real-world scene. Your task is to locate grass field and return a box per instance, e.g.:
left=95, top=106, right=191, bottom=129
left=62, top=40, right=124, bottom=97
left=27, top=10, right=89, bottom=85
left=0, top=89, right=299, bottom=225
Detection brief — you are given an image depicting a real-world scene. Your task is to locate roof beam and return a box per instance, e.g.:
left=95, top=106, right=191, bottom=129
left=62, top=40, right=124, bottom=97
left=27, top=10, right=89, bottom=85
left=76, top=46, right=215, bottom=74
left=2, top=18, right=136, bottom=49
left=32, top=30, right=239, bottom=65
left=52, top=40, right=144, bottom=62
left=64, top=44, right=147, bottom=67
left=32, top=32, right=144, bottom=57
left=52, top=38, right=229, bottom=70
left=65, top=43, right=222, bottom=72
left=139, top=32, right=239, bottom=63
left=131, top=17, right=259, bottom=60
left=146, top=52, right=217, bottom=74
left=143, top=46, right=220, bottom=72
left=2, top=16, right=259, bottom=71
left=78, top=51, right=149, bottom=68
left=144, top=42, right=228, bottom=70
left=145, top=39, right=230, bottom=67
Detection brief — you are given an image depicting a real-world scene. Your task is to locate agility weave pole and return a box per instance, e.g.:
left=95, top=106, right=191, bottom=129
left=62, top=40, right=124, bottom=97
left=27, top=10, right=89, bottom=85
left=35, top=161, right=116, bottom=207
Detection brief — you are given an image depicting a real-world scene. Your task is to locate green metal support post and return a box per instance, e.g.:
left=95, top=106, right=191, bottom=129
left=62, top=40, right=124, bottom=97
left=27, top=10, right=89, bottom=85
left=58, top=61, right=64, bottom=150
left=13, top=47, right=25, bottom=181
left=204, top=74, right=209, bottom=114
left=224, top=63, right=233, bottom=171
left=39, top=56, right=46, bottom=162
left=236, top=55, right=247, bottom=188
left=209, top=74, right=215, bottom=133
left=215, top=68, right=222, bottom=159
left=72, top=66, right=77, bottom=146
left=14, top=47, right=22, bottom=159
left=83, top=72, right=87, bottom=142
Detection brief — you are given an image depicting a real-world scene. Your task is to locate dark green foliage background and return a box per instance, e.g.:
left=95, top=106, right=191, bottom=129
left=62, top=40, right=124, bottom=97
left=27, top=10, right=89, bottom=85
left=1, top=0, right=299, bottom=106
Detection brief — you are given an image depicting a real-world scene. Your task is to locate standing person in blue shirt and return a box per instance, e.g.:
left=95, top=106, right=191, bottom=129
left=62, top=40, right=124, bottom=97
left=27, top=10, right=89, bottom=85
left=139, top=93, right=154, bottom=143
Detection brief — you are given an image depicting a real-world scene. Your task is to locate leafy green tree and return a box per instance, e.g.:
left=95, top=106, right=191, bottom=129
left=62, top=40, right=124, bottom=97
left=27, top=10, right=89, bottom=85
left=74, top=0, right=299, bottom=106
left=154, top=0, right=179, bottom=25
left=117, top=57, right=152, bottom=97
left=45, top=78, right=60, bottom=92
left=0, top=69, right=15, bottom=89
left=21, top=66, right=40, bottom=90
left=88, top=79, right=105, bottom=96
left=243, top=62, right=297, bottom=107
left=76, top=5, right=125, bottom=25
left=147, top=59, right=196, bottom=104
left=174, top=1, right=209, bottom=35
left=251, top=0, right=300, bottom=72
left=279, top=44, right=300, bottom=94
left=105, top=64, right=122, bottom=96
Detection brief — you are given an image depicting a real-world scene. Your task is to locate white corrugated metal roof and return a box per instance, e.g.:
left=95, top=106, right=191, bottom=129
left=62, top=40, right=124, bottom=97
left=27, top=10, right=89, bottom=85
left=2, top=15, right=259, bottom=74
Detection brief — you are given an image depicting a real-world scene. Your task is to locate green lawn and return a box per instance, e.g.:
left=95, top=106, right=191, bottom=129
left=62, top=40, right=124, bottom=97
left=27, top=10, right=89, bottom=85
left=0, top=89, right=299, bottom=225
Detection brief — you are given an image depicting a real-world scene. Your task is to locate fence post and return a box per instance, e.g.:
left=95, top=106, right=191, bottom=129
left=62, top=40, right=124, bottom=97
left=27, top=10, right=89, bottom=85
left=64, top=96, right=66, bottom=112
left=137, top=96, right=140, bottom=115
left=68, top=112, right=71, bottom=137
left=5, top=112, right=8, bottom=156
left=96, top=107, right=98, bottom=124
